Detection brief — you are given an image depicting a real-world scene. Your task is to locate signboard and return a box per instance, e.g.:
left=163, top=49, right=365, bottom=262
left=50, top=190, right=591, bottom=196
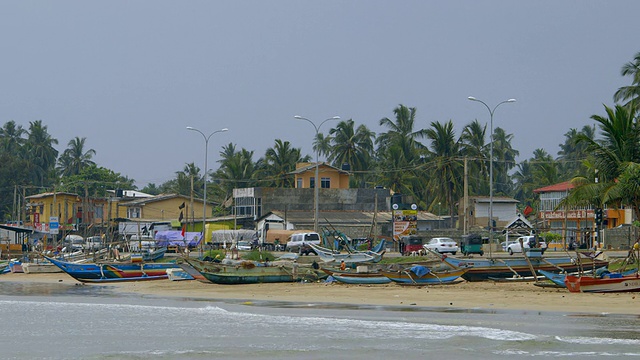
left=540, top=210, right=594, bottom=220
left=392, top=205, right=418, bottom=241
left=49, top=216, right=59, bottom=235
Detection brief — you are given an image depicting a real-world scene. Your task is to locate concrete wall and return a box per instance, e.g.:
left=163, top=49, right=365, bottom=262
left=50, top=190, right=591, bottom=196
left=259, top=188, right=391, bottom=212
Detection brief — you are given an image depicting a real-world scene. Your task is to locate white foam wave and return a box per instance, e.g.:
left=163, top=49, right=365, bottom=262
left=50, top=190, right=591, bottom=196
left=557, top=336, right=640, bottom=346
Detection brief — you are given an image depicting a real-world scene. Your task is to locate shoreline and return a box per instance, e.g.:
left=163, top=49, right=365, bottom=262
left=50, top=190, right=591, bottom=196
left=2, top=272, right=640, bottom=316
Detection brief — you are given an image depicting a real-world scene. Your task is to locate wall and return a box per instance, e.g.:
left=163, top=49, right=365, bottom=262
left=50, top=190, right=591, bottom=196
left=260, top=188, right=391, bottom=212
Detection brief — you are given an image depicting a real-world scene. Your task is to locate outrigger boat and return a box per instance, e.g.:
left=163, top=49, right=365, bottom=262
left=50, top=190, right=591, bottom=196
left=44, top=256, right=180, bottom=283
left=380, top=266, right=468, bottom=285
left=565, top=271, right=640, bottom=293
left=184, top=257, right=326, bottom=285
left=321, top=267, right=391, bottom=284
left=439, top=253, right=608, bottom=282
left=309, top=240, right=386, bottom=264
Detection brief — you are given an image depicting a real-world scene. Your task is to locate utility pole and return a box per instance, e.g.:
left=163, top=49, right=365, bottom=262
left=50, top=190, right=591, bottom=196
left=464, top=157, right=468, bottom=235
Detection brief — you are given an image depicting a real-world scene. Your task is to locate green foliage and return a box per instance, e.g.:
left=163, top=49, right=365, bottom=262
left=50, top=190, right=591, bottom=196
left=241, top=250, right=275, bottom=261
left=204, top=249, right=226, bottom=260
left=540, top=232, right=562, bottom=243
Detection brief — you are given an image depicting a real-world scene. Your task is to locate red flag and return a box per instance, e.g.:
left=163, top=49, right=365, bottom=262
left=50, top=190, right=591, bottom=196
left=523, top=205, right=533, bottom=216
left=181, top=225, right=186, bottom=237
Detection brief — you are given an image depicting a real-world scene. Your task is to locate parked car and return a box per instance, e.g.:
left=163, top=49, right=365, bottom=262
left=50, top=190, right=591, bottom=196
left=62, top=234, right=84, bottom=252
left=285, top=232, right=321, bottom=253
left=506, top=236, right=547, bottom=255
left=236, top=240, right=252, bottom=251
left=424, top=237, right=458, bottom=255
left=501, top=240, right=517, bottom=252
left=84, top=236, right=103, bottom=251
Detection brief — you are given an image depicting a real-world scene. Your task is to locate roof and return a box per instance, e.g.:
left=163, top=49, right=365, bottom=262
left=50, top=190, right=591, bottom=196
left=470, top=196, right=519, bottom=204
left=121, top=193, right=199, bottom=206
left=290, top=162, right=350, bottom=175
left=25, top=192, right=80, bottom=200
left=265, top=210, right=440, bottom=225
left=533, top=181, right=574, bottom=193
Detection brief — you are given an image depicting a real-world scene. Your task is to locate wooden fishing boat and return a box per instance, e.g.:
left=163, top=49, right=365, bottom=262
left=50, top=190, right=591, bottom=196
left=309, top=243, right=385, bottom=264
left=185, top=257, right=325, bottom=285
left=380, top=266, right=468, bottom=285
left=23, top=261, right=62, bottom=274
left=321, top=267, right=391, bottom=284
left=440, top=254, right=608, bottom=282
left=44, top=256, right=180, bottom=283
left=565, top=271, right=640, bottom=293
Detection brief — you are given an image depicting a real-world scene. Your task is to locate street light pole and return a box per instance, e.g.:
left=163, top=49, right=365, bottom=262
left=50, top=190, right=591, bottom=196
left=294, top=115, right=340, bottom=232
left=467, top=96, right=515, bottom=255
left=186, top=126, right=228, bottom=246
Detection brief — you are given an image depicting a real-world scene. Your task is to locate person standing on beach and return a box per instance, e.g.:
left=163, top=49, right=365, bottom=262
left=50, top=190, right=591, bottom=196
left=340, top=260, right=346, bottom=271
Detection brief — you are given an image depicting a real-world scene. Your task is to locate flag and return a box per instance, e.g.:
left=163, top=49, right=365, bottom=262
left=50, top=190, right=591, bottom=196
left=178, top=202, right=185, bottom=210
left=178, top=211, right=184, bottom=222
left=181, top=224, right=186, bottom=237
left=523, top=205, right=533, bottom=216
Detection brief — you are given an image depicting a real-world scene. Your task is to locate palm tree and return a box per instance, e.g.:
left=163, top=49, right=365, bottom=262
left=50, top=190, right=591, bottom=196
left=25, top=120, right=58, bottom=186
left=313, top=132, right=332, bottom=160
left=557, top=125, right=594, bottom=178
left=377, top=104, right=427, bottom=163
left=260, top=139, right=310, bottom=188
left=460, top=119, right=488, bottom=194
left=531, top=148, right=559, bottom=186
left=0, top=120, right=26, bottom=155
left=512, top=160, right=536, bottom=204
left=214, top=143, right=257, bottom=194
left=424, top=120, right=463, bottom=227
left=328, top=119, right=375, bottom=187
left=57, top=136, right=96, bottom=177
left=492, top=127, right=519, bottom=196
left=614, top=51, right=640, bottom=110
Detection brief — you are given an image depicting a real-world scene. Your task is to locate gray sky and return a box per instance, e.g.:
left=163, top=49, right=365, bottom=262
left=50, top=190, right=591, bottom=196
left=2, top=1, right=638, bottom=187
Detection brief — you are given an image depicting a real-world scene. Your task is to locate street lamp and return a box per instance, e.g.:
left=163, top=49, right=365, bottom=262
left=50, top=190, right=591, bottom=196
left=294, top=115, right=340, bottom=232
left=467, top=96, right=516, bottom=255
left=186, top=126, right=229, bottom=245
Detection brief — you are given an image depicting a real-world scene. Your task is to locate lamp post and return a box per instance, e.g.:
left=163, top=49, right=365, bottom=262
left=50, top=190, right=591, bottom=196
left=467, top=96, right=515, bottom=254
left=293, top=115, right=340, bottom=232
left=186, top=126, right=229, bottom=245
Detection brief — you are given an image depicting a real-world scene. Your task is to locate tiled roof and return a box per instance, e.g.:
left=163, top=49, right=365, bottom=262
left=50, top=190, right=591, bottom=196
left=533, top=181, right=574, bottom=193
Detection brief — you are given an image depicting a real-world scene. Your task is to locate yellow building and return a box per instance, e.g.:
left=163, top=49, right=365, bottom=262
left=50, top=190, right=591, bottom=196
left=292, top=162, right=350, bottom=189
left=118, top=193, right=206, bottom=222
left=25, top=192, right=82, bottom=231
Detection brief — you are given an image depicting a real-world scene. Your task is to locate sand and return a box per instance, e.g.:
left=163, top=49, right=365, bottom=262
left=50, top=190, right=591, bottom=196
left=3, top=272, right=640, bottom=315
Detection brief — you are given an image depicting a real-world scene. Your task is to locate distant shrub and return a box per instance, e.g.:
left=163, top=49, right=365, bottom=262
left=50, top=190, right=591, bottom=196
left=242, top=249, right=276, bottom=262
left=203, top=249, right=226, bottom=260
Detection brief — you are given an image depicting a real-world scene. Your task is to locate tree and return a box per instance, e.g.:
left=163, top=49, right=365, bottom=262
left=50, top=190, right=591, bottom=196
left=557, top=126, right=594, bottom=178
left=24, top=120, right=58, bottom=187
left=491, top=127, right=519, bottom=196
left=614, top=51, right=640, bottom=110
left=213, top=143, right=257, bottom=198
left=260, top=139, right=309, bottom=188
left=424, top=120, right=463, bottom=227
left=0, top=120, right=26, bottom=155
left=531, top=148, right=559, bottom=186
left=376, top=104, right=427, bottom=163
left=328, top=119, right=375, bottom=187
left=57, top=136, right=96, bottom=177
left=460, top=119, right=488, bottom=195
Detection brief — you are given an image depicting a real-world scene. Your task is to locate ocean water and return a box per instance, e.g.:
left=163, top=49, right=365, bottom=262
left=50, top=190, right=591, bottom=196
left=1, top=281, right=640, bottom=359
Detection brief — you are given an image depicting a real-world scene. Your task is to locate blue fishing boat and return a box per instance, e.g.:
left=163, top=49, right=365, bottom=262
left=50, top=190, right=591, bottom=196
left=331, top=273, right=391, bottom=284
left=44, top=256, right=180, bottom=283
left=440, top=254, right=609, bottom=282
left=381, top=266, right=467, bottom=285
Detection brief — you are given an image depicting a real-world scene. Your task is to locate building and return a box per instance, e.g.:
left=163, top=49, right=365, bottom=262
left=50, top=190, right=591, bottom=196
left=533, top=181, right=631, bottom=248
left=292, top=162, right=350, bottom=189
left=459, top=196, right=519, bottom=231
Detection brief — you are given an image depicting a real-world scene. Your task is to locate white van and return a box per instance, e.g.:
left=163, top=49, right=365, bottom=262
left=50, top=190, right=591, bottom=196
left=285, top=232, right=321, bottom=252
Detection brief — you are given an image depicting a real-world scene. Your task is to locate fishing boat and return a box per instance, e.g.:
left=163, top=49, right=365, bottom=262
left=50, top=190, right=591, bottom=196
left=380, top=266, right=468, bottom=285
left=321, top=267, right=391, bottom=284
left=185, top=257, right=325, bottom=285
left=309, top=240, right=386, bottom=264
left=44, top=256, right=181, bottom=283
left=440, top=254, right=608, bottom=282
left=565, top=271, right=640, bottom=293
left=23, top=260, right=62, bottom=274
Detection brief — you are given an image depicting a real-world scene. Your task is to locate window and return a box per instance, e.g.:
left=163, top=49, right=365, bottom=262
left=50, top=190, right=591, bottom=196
left=310, top=177, right=316, bottom=189
left=128, top=207, right=141, bottom=218
left=297, top=178, right=303, bottom=189
left=321, top=177, right=331, bottom=189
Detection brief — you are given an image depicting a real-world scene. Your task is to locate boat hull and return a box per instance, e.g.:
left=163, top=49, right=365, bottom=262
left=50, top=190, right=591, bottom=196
left=443, top=256, right=609, bottom=282
left=331, top=274, right=391, bottom=284
left=185, top=258, right=325, bottom=285
left=45, top=256, right=180, bottom=282
left=565, top=274, right=640, bottom=293
left=380, top=268, right=467, bottom=284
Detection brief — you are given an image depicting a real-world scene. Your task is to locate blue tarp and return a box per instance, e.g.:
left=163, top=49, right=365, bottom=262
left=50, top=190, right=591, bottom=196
left=154, top=231, right=201, bottom=247
left=410, top=265, right=431, bottom=277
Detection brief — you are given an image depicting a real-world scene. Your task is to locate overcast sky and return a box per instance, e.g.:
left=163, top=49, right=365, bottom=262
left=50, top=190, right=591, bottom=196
left=2, top=1, right=638, bottom=187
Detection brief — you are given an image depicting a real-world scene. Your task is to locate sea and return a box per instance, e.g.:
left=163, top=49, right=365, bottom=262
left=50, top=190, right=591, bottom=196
left=1, top=280, right=640, bottom=360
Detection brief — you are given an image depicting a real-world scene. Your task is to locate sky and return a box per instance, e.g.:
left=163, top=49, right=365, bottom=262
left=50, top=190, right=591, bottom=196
left=2, top=1, right=639, bottom=188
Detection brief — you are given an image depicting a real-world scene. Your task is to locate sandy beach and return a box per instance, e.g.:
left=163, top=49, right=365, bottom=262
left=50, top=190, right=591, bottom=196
left=3, top=271, right=640, bottom=315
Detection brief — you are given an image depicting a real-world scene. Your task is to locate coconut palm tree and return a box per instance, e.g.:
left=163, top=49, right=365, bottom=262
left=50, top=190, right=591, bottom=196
left=328, top=119, right=375, bottom=187
left=492, top=127, right=518, bottom=196
left=260, top=139, right=310, bottom=188
left=614, top=51, right=640, bottom=110
left=0, top=120, right=26, bottom=155
left=424, top=120, right=463, bottom=227
left=460, top=119, right=488, bottom=194
left=376, top=104, right=427, bottom=163
left=57, top=136, right=96, bottom=177
left=25, top=120, right=58, bottom=186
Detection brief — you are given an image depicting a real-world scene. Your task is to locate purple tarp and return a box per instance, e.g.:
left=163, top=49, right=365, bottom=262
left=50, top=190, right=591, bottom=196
left=154, top=231, right=201, bottom=247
